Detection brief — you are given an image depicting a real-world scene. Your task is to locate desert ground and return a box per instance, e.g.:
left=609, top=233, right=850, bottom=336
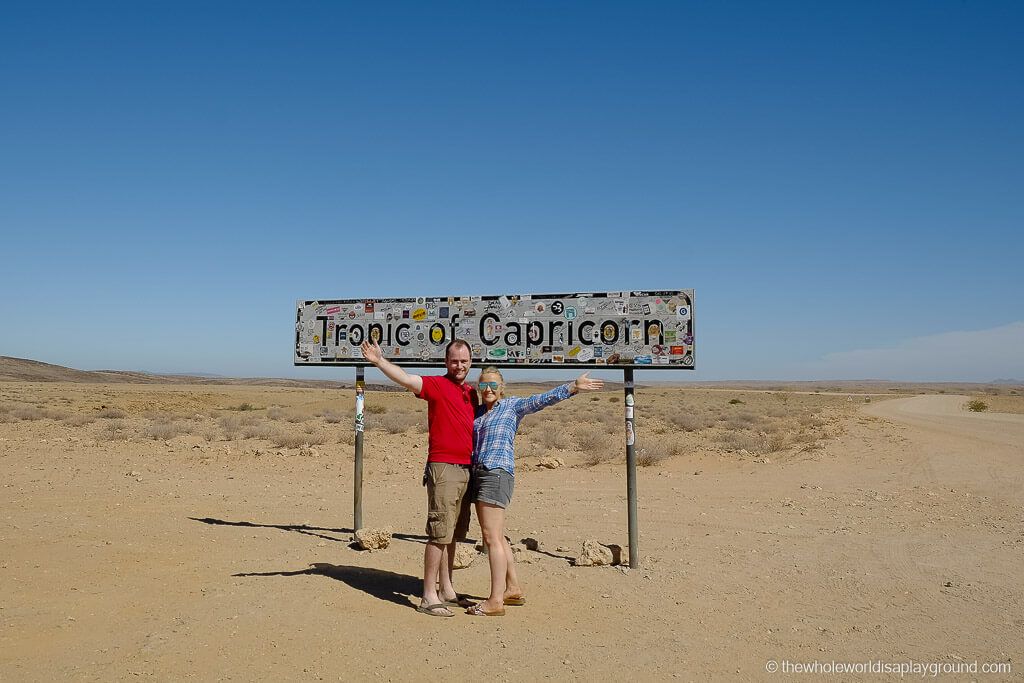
left=1, top=377, right=1022, bottom=681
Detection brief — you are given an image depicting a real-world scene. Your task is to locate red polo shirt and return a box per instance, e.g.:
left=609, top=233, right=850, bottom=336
left=417, top=374, right=475, bottom=465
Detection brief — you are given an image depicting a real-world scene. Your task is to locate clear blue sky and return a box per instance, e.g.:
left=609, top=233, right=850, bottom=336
left=2, top=1, right=1022, bottom=382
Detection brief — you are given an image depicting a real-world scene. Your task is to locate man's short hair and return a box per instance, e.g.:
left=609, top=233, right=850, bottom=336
left=445, top=339, right=472, bottom=360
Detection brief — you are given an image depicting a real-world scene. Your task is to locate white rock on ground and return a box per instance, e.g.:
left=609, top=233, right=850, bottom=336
left=353, top=526, right=393, bottom=550
left=574, top=539, right=623, bottom=566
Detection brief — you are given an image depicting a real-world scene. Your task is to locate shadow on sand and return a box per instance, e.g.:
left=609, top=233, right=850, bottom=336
left=189, top=516, right=432, bottom=545
left=234, top=563, right=420, bottom=609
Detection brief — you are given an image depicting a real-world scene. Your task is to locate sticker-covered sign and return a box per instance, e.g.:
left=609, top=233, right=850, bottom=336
left=294, top=290, right=695, bottom=369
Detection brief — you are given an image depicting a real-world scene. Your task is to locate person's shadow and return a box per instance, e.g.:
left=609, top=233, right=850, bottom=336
left=234, top=563, right=419, bottom=609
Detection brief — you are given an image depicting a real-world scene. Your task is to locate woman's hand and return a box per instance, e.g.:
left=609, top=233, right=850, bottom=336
left=571, top=372, right=604, bottom=394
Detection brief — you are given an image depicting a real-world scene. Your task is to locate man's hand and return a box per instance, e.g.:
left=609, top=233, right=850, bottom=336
left=358, top=340, right=422, bottom=394
left=361, top=340, right=383, bottom=365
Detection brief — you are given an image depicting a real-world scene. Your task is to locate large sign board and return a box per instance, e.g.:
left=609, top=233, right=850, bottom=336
left=294, top=290, right=694, bottom=369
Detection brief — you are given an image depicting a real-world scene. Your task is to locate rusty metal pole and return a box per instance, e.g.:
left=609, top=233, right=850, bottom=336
left=624, top=368, right=638, bottom=567
left=354, top=367, right=365, bottom=531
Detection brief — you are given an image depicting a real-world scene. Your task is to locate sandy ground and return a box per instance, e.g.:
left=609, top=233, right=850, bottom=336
left=1, top=383, right=1022, bottom=681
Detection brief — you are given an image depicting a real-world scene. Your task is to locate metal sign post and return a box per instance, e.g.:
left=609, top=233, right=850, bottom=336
left=623, top=368, right=639, bottom=567
left=354, top=368, right=365, bottom=530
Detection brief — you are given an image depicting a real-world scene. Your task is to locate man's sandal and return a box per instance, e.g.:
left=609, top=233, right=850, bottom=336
left=416, top=603, right=454, bottom=617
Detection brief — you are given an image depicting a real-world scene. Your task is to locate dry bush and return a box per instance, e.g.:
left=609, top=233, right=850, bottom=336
left=97, top=408, right=126, bottom=419
left=0, top=404, right=11, bottom=414
left=231, top=402, right=258, bottom=411
left=576, top=429, right=610, bottom=452
left=243, top=424, right=277, bottom=440
left=271, top=431, right=327, bottom=449
left=284, top=412, right=309, bottom=423
left=375, top=411, right=422, bottom=434
left=98, top=420, right=130, bottom=441
left=764, top=431, right=788, bottom=452
left=722, top=411, right=760, bottom=430
left=267, top=407, right=287, bottom=420
left=719, top=430, right=764, bottom=453
left=219, top=415, right=242, bottom=438
left=666, top=411, right=713, bottom=432
left=336, top=428, right=355, bottom=445
left=11, top=407, right=46, bottom=420
left=637, top=441, right=669, bottom=467
left=536, top=421, right=570, bottom=449
left=582, top=450, right=616, bottom=467
left=145, top=419, right=190, bottom=441
left=320, top=410, right=345, bottom=424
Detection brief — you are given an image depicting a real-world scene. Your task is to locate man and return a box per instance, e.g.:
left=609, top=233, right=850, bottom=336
left=360, top=338, right=475, bottom=617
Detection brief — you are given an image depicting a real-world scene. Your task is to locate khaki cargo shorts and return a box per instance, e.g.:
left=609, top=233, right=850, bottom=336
left=424, top=462, right=472, bottom=544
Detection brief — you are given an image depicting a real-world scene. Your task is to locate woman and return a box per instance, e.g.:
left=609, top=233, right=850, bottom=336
left=466, top=367, right=604, bottom=616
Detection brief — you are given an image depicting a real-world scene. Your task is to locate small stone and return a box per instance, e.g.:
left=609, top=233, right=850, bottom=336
left=353, top=526, right=393, bottom=550
left=521, top=537, right=540, bottom=551
left=538, top=456, right=562, bottom=469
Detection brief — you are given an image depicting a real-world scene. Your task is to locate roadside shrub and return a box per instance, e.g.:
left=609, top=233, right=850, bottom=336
left=366, top=404, right=387, bottom=415
left=728, top=398, right=744, bottom=405
left=967, top=399, right=988, bottom=412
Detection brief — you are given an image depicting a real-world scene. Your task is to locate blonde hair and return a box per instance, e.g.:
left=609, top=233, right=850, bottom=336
left=479, top=366, right=505, bottom=398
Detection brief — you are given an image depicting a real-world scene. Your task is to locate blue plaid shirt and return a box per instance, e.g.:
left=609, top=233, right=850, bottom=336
left=472, top=383, right=573, bottom=476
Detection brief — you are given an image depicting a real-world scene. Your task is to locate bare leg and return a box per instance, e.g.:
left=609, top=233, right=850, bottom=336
left=475, top=501, right=507, bottom=611
left=437, top=541, right=458, bottom=602
left=503, top=536, right=522, bottom=599
left=422, top=542, right=449, bottom=612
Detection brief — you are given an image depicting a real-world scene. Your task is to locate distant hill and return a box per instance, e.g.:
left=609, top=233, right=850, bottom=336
left=0, top=356, right=364, bottom=390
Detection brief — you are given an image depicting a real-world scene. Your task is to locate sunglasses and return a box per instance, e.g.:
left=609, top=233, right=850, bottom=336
left=478, top=381, right=500, bottom=391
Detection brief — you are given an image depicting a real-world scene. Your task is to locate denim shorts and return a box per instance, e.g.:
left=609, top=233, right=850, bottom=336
left=471, top=465, right=515, bottom=508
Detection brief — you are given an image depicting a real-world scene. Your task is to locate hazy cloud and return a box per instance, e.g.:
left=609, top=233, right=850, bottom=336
left=795, top=322, right=1024, bottom=382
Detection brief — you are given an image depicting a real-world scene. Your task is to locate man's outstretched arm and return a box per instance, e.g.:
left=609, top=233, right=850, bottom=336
left=360, top=341, right=424, bottom=395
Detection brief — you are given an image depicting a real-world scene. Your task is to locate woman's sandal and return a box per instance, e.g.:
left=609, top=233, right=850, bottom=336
left=465, top=604, right=505, bottom=617
left=503, top=594, right=526, bottom=606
